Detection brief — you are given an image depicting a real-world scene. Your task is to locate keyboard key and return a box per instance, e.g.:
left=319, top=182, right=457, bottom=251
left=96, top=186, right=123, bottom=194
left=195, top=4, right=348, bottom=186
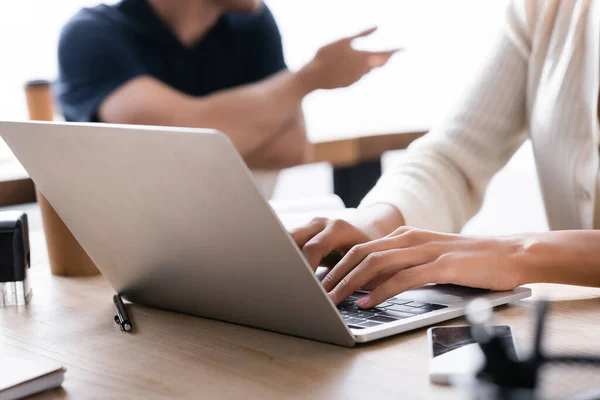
left=353, top=311, right=376, bottom=319
left=345, top=317, right=366, bottom=325
left=376, top=302, right=394, bottom=308
left=381, top=310, right=415, bottom=319
left=430, top=304, right=448, bottom=310
left=404, top=301, right=430, bottom=308
left=387, top=304, right=422, bottom=314
left=340, top=304, right=359, bottom=311
left=348, top=324, right=364, bottom=329
left=358, top=321, right=382, bottom=328
left=414, top=304, right=448, bottom=313
left=368, top=315, right=398, bottom=323
left=388, top=298, right=412, bottom=305
left=347, top=292, right=367, bottom=302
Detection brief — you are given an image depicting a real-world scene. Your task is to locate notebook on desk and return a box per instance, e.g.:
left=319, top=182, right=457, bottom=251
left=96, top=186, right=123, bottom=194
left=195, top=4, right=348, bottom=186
left=0, top=347, right=65, bottom=400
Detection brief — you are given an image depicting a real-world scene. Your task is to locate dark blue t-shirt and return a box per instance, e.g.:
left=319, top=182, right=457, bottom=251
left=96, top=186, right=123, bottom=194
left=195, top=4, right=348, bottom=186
left=56, top=0, right=287, bottom=122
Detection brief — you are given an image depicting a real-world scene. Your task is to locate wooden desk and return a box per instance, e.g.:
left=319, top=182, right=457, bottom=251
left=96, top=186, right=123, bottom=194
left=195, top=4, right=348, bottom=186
left=1, top=204, right=600, bottom=399
left=0, top=160, right=35, bottom=207
left=0, top=129, right=427, bottom=208
left=312, top=130, right=427, bottom=168
left=0, top=128, right=428, bottom=209
left=312, top=129, right=428, bottom=208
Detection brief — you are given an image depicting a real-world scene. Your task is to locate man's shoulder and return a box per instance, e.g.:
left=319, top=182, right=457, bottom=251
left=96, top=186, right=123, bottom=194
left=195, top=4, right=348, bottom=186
left=60, top=3, right=143, bottom=46
left=62, top=5, right=118, bottom=35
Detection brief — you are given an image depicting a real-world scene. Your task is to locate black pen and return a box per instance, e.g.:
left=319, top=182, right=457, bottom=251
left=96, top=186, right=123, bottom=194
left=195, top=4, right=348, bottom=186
left=113, top=294, right=132, bottom=332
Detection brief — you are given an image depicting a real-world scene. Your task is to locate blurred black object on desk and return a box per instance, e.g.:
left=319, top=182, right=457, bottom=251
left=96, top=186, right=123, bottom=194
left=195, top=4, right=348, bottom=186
left=465, top=299, right=600, bottom=400
left=0, top=212, right=31, bottom=306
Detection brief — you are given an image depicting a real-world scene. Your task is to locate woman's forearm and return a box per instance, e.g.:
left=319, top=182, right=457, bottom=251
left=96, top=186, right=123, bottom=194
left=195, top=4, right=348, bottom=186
left=519, top=230, right=600, bottom=287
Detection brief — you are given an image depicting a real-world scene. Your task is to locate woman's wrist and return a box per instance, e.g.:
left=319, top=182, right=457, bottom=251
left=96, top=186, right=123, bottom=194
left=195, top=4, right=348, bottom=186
left=512, top=234, right=547, bottom=285
left=517, top=230, right=600, bottom=287
left=513, top=232, right=582, bottom=286
left=354, top=203, right=406, bottom=239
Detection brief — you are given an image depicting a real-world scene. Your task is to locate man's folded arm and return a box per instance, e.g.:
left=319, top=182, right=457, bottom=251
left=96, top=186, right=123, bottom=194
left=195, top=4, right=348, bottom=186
left=98, top=72, right=312, bottom=168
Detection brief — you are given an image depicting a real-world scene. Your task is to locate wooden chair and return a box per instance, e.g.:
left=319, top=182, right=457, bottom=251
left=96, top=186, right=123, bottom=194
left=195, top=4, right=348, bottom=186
left=23, top=80, right=100, bottom=276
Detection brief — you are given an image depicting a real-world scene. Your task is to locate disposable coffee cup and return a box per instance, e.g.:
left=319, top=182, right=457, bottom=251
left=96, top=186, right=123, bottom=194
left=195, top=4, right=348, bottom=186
left=25, top=80, right=100, bottom=276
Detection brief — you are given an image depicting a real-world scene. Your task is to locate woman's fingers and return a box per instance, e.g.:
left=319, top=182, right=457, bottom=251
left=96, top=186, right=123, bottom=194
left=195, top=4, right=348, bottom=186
left=356, top=263, right=438, bottom=308
left=327, top=246, right=435, bottom=304
left=316, top=227, right=528, bottom=309
left=326, top=248, right=401, bottom=303
left=322, top=229, right=438, bottom=292
left=302, top=223, right=345, bottom=270
left=296, top=219, right=372, bottom=271
left=293, top=224, right=476, bottom=305
left=322, top=236, right=402, bottom=292
left=290, top=217, right=328, bottom=248
left=362, top=271, right=397, bottom=290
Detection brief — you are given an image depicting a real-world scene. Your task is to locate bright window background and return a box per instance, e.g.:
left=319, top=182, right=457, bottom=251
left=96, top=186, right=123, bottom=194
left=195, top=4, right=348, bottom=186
left=0, top=0, right=547, bottom=233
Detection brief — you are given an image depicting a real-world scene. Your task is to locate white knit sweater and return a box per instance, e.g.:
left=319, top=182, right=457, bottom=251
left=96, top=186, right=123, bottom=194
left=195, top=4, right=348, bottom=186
left=360, top=0, right=600, bottom=232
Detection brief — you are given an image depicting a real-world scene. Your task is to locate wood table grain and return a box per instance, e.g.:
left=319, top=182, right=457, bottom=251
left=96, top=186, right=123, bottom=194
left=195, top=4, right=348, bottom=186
left=1, top=205, right=599, bottom=399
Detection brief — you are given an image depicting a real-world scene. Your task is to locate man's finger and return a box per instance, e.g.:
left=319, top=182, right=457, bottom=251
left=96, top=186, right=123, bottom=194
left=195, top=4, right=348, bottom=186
left=355, top=263, right=436, bottom=308
left=348, top=26, right=378, bottom=41
left=362, top=48, right=403, bottom=58
left=366, top=49, right=402, bottom=68
left=290, top=217, right=328, bottom=248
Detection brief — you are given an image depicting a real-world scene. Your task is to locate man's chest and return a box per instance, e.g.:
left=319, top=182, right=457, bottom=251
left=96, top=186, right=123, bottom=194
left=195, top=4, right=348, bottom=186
left=134, top=40, right=251, bottom=97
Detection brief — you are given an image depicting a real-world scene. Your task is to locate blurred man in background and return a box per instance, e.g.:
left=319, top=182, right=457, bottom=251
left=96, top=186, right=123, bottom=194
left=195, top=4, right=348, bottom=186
left=56, top=0, right=396, bottom=195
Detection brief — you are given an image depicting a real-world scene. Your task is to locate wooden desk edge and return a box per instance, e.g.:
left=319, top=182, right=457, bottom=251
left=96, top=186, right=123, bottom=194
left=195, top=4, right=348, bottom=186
left=312, top=130, right=428, bottom=167
left=0, top=130, right=428, bottom=204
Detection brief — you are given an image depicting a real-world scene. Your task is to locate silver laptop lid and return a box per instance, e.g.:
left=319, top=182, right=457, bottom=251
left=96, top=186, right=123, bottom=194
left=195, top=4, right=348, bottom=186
left=0, top=121, right=355, bottom=346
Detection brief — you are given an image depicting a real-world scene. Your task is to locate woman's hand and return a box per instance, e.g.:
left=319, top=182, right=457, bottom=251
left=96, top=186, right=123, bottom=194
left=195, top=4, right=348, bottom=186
left=290, top=204, right=405, bottom=271
left=291, top=217, right=380, bottom=271
left=323, top=226, right=531, bottom=309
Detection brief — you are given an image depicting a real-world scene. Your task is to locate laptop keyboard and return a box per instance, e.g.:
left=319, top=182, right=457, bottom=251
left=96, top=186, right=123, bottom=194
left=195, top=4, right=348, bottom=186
left=337, top=293, right=448, bottom=329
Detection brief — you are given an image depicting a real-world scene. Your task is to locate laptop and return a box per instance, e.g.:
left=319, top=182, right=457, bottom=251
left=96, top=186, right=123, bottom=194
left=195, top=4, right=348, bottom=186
left=0, top=121, right=531, bottom=347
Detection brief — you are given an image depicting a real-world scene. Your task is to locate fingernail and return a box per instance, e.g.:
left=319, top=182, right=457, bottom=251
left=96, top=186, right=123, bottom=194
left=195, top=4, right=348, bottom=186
left=368, top=55, right=388, bottom=67
left=355, top=296, right=370, bottom=308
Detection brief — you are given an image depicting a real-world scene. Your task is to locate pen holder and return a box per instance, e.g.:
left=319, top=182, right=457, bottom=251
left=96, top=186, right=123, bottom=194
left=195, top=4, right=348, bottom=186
left=466, top=299, right=600, bottom=399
